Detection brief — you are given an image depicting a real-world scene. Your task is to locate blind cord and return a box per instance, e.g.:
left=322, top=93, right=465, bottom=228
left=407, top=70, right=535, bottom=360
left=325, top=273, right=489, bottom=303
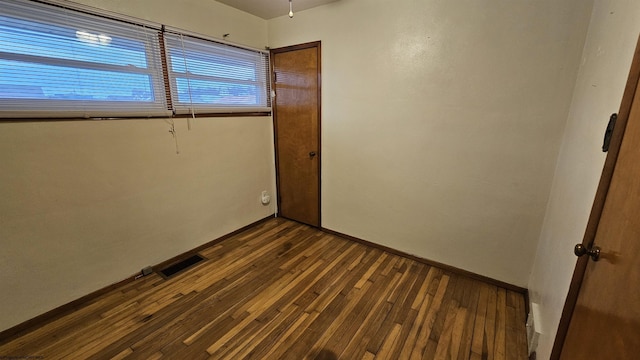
left=166, top=118, right=180, bottom=154
left=179, top=34, right=195, bottom=130
left=144, top=24, right=166, bottom=111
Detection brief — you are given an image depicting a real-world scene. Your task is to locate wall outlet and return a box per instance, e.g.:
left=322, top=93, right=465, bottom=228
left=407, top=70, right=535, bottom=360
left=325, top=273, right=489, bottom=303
left=526, top=302, right=541, bottom=355
left=261, top=191, right=271, bottom=205
left=141, top=266, right=153, bottom=276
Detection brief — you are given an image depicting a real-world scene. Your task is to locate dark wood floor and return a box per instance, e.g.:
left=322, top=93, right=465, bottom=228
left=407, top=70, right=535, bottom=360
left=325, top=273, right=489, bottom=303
left=0, top=218, right=528, bottom=359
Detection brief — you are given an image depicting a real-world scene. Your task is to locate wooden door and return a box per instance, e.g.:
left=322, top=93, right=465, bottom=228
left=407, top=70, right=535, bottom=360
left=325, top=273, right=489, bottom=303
left=271, top=42, right=321, bottom=227
left=555, top=38, right=640, bottom=359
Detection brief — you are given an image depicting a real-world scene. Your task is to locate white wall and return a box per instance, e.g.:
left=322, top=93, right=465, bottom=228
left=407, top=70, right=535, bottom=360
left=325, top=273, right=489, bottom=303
left=0, top=0, right=274, bottom=332
left=75, top=0, right=268, bottom=49
left=269, top=0, right=592, bottom=287
left=528, top=1, right=640, bottom=358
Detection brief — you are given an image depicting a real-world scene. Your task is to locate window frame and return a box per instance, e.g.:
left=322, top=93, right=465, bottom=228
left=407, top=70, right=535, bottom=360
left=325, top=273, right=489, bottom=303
left=163, top=29, right=272, bottom=115
left=0, top=0, right=271, bottom=120
left=0, top=0, right=172, bottom=118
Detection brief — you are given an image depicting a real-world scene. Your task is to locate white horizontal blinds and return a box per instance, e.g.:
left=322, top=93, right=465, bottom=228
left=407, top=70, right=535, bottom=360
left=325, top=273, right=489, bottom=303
left=0, top=0, right=170, bottom=118
left=164, top=31, right=271, bottom=114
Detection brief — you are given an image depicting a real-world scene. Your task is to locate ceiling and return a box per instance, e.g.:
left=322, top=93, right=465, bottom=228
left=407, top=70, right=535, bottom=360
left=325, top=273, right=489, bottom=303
left=216, top=0, right=340, bottom=19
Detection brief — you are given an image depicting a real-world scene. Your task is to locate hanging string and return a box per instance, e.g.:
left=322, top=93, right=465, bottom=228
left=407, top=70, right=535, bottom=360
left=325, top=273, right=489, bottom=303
left=165, top=118, right=180, bottom=154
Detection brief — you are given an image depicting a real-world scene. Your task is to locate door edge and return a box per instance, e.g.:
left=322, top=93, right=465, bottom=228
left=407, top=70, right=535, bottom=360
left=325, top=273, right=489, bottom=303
left=550, top=34, right=640, bottom=359
left=270, top=41, right=322, bottom=227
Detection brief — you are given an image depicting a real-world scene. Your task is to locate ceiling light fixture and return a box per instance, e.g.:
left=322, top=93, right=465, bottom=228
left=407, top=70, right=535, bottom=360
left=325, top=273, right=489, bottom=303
left=288, top=0, right=294, bottom=18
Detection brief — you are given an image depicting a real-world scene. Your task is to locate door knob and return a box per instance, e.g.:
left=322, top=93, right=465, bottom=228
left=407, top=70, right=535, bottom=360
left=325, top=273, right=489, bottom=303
left=309, top=151, right=316, bottom=157
left=574, top=243, right=601, bottom=261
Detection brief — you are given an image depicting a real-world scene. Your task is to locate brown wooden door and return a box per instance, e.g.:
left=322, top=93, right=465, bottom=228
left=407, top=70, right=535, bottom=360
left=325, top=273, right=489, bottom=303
left=271, top=42, right=321, bottom=227
left=558, top=40, right=640, bottom=359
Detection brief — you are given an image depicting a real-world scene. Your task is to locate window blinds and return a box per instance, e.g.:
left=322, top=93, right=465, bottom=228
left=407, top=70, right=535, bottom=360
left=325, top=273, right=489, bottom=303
left=0, top=0, right=271, bottom=119
left=163, top=30, right=271, bottom=114
left=0, top=0, right=169, bottom=118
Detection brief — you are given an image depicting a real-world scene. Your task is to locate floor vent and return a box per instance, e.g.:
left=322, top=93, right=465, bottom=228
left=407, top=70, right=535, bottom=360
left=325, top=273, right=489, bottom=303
left=159, top=254, right=205, bottom=279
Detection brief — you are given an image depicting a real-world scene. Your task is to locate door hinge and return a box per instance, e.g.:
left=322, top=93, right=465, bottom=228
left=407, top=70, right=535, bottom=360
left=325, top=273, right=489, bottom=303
left=602, top=113, right=617, bottom=152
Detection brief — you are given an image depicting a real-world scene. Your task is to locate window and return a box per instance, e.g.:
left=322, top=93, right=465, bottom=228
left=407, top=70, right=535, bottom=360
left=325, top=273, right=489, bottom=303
left=164, top=31, right=271, bottom=114
left=0, top=0, right=270, bottom=119
left=0, top=0, right=168, bottom=118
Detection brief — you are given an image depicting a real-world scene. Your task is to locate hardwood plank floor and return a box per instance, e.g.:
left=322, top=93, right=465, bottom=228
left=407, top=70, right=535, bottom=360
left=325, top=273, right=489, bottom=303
left=0, top=218, right=529, bottom=359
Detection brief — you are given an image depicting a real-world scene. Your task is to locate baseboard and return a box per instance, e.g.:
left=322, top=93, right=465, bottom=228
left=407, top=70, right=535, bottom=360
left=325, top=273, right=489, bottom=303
left=0, top=214, right=275, bottom=344
left=152, top=215, right=274, bottom=274
left=320, top=227, right=528, bottom=295
left=1, top=214, right=525, bottom=344
left=0, top=274, right=138, bottom=345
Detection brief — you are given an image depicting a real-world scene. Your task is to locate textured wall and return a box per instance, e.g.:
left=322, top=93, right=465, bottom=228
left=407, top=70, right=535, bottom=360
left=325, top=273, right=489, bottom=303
left=0, top=0, right=273, bottom=332
left=528, top=0, right=640, bottom=358
left=269, top=0, right=592, bottom=287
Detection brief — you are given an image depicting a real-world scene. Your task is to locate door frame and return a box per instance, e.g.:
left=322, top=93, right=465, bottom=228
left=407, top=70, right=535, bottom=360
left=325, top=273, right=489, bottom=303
left=551, top=35, right=640, bottom=359
left=270, top=41, right=322, bottom=227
